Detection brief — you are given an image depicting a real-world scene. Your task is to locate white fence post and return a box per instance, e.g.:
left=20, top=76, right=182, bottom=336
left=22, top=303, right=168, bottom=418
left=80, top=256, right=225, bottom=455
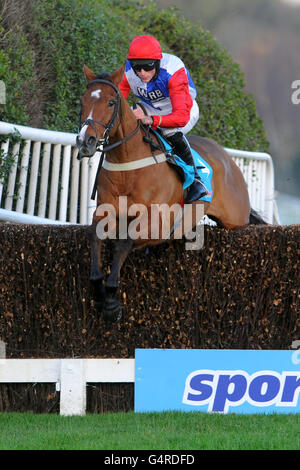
left=59, top=359, right=86, bottom=416
left=38, top=143, right=51, bottom=218
left=0, top=358, right=135, bottom=416
left=59, top=145, right=72, bottom=222
left=27, top=141, right=41, bottom=215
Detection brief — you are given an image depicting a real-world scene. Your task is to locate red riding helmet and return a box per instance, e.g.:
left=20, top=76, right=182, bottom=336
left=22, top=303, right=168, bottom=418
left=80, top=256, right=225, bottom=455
left=128, top=35, right=163, bottom=60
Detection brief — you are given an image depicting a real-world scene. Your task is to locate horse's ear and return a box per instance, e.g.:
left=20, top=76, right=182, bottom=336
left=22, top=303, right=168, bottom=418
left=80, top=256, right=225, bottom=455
left=110, top=64, right=125, bottom=87
left=83, top=64, right=96, bottom=82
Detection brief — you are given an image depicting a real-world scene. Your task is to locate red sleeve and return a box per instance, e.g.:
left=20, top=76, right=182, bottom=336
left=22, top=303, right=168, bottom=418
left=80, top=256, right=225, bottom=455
left=152, top=68, right=193, bottom=129
left=119, top=73, right=130, bottom=99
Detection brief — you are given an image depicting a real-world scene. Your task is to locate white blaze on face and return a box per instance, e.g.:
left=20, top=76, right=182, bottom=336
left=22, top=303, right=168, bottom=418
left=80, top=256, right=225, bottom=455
left=91, top=89, right=102, bottom=99
left=78, top=89, right=102, bottom=142
left=79, top=108, right=94, bottom=140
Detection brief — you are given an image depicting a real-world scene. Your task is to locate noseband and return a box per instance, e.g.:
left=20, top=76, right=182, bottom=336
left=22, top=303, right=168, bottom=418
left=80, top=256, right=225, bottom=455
left=78, top=78, right=140, bottom=157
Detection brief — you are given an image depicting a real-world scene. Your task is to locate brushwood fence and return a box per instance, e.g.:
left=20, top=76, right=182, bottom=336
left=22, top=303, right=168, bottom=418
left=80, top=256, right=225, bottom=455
left=0, top=224, right=299, bottom=414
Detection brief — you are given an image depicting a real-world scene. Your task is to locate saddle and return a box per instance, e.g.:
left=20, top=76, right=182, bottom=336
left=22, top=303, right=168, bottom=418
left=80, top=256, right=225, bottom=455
left=143, top=127, right=213, bottom=203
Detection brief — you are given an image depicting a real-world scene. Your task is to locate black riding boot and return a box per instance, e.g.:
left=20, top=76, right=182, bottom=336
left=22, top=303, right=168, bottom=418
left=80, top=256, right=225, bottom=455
left=167, top=132, right=208, bottom=203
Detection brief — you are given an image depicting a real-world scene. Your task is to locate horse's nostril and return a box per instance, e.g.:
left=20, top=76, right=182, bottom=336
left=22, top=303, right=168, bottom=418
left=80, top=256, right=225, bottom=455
left=76, top=134, right=82, bottom=146
left=87, top=135, right=96, bottom=147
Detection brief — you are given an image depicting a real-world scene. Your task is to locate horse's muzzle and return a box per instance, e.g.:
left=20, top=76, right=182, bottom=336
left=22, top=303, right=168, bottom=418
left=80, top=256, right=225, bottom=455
left=76, top=134, right=97, bottom=159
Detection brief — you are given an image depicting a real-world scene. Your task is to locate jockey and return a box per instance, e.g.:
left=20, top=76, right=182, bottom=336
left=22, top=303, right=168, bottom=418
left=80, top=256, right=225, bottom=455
left=119, top=35, right=208, bottom=203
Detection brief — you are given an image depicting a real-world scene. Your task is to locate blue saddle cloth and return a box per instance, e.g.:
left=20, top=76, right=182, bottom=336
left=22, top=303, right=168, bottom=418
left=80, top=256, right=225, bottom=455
left=153, top=131, right=213, bottom=203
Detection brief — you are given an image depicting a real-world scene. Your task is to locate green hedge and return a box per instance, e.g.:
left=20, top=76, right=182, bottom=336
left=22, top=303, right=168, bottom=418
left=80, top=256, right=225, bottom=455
left=0, top=24, right=36, bottom=125
left=0, top=0, right=268, bottom=151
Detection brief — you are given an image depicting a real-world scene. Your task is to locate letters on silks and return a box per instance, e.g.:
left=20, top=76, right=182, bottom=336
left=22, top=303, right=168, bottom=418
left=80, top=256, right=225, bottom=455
left=137, top=87, right=164, bottom=103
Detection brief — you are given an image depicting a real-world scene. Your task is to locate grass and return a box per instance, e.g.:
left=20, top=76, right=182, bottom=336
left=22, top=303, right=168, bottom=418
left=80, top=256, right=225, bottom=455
left=0, top=411, right=299, bottom=450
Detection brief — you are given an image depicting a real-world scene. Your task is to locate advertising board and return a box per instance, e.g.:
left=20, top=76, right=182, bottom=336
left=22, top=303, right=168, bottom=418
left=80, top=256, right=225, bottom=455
left=134, top=349, right=300, bottom=414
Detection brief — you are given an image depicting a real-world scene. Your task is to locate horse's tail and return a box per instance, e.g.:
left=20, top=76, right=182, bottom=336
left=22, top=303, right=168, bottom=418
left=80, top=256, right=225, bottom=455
left=249, top=208, right=268, bottom=225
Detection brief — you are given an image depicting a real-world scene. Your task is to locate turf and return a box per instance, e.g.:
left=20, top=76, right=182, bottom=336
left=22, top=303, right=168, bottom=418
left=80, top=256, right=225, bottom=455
left=0, top=411, right=299, bottom=450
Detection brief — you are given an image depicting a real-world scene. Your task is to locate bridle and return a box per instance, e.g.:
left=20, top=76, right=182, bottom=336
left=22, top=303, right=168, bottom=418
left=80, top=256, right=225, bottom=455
left=77, top=77, right=142, bottom=200
left=77, top=78, right=140, bottom=157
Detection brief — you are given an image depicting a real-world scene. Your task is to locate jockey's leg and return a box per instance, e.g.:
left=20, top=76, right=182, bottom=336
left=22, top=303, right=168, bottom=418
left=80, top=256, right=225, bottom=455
left=167, top=131, right=208, bottom=203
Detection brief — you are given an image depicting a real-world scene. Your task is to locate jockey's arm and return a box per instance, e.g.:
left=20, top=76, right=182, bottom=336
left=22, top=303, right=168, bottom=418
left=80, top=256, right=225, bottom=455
left=151, top=68, right=192, bottom=129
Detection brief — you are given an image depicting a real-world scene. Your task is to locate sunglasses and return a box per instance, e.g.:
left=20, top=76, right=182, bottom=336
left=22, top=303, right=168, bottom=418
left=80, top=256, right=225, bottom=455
left=130, top=60, right=156, bottom=72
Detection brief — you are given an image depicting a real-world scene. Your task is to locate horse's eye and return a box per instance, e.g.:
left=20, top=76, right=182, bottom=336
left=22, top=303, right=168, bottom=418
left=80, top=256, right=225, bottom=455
left=108, top=100, right=116, bottom=107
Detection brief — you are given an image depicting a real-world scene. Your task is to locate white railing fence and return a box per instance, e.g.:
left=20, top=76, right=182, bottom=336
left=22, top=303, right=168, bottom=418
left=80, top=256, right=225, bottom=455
left=0, top=120, right=279, bottom=224
left=0, top=121, right=100, bottom=225
left=0, top=358, right=134, bottom=416
left=226, top=147, right=278, bottom=224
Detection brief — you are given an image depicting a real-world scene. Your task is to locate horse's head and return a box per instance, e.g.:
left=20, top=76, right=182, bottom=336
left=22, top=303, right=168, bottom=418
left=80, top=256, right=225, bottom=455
left=76, top=64, right=125, bottom=158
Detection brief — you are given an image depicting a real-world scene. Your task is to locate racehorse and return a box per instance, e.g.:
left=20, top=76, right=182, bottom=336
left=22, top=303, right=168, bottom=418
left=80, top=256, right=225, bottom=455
left=76, top=64, right=266, bottom=321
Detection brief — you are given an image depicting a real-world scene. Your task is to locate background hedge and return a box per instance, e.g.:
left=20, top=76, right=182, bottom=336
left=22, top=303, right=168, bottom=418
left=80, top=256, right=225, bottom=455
left=0, top=0, right=268, bottom=151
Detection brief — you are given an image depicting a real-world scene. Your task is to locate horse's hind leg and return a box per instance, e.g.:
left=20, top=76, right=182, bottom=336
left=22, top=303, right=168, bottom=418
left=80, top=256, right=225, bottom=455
left=104, top=237, right=134, bottom=322
left=88, top=224, right=106, bottom=312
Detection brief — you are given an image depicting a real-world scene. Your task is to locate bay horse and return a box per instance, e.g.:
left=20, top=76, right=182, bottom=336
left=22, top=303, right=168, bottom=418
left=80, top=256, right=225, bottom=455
left=76, top=64, right=265, bottom=322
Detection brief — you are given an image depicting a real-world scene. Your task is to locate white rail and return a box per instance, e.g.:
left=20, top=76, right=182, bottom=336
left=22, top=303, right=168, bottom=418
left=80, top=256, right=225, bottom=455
left=0, top=121, right=100, bottom=225
left=225, top=147, right=277, bottom=224
left=0, top=121, right=279, bottom=224
left=0, top=358, right=135, bottom=416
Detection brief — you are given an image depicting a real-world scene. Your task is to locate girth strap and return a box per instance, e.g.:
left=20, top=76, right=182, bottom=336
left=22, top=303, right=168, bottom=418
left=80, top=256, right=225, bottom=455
left=102, top=152, right=167, bottom=171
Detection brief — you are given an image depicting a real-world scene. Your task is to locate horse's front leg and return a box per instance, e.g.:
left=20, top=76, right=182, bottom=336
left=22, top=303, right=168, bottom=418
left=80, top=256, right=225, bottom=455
left=103, top=237, right=134, bottom=322
left=88, top=223, right=106, bottom=312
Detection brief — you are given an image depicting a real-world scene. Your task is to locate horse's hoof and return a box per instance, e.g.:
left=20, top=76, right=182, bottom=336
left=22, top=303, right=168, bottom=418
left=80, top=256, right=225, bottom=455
left=102, top=297, right=122, bottom=322
left=102, top=308, right=122, bottom=322
left=102, top=307, right=122, bottom=322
